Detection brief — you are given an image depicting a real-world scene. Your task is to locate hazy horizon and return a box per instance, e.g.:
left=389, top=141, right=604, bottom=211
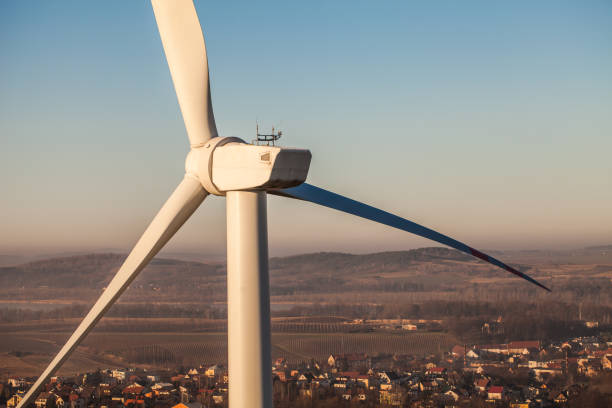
left=1, top=241, right=611, bottom=264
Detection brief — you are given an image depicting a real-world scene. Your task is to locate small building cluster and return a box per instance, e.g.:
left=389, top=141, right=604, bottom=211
left=2, top=335, right=611, bottom=408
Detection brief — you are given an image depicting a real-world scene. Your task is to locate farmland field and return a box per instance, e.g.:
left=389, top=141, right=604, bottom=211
left=3, top=248, right=610, bottom=380
left=0, top=330, right=456, bottom=377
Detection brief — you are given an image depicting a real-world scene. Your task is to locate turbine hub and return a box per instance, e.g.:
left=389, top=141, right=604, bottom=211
left=186, top=137, right=311, bottom=196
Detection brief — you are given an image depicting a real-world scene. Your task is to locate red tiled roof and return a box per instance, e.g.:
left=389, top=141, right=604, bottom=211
left=488, top=386, right=503, bottom=394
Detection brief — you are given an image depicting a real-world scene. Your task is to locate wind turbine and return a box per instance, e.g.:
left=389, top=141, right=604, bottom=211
left=17, top=1, right=549, bottom=408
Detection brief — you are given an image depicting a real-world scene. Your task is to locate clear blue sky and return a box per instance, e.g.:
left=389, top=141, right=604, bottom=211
left=1, top=1, right=611, bottom=257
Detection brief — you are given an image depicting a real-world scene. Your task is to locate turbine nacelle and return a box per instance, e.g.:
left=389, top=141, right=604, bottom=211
left=185, top=136, right=311, bottom=195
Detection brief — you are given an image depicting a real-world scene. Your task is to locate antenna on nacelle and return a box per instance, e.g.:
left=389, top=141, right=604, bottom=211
left=253, top=121, right=282, bottom=146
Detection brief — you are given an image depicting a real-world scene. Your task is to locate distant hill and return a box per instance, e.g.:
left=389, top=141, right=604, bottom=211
left=270, top=247, right=472, bottom=270
left=0, top=247, right=514, bottom=304
left=0, top=253, right=225, bottom=303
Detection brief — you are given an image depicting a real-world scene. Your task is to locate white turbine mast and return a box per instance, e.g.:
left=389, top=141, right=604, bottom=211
left=17, top=1, right=549, bottom=408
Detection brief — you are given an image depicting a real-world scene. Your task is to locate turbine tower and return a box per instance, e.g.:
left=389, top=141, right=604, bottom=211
left=16, top=1, right=549, bottom=408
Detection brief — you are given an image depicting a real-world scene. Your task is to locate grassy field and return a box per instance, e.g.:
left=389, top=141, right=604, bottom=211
left=0, top=330, right=456, bottom=377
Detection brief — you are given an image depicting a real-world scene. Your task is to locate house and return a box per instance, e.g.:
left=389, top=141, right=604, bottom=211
left=122, top=384, right=144, bottom=397
left=151, top=383, right=176, bottom=398
left=380, top=383, right=393, bottom=391
left=333, top=381, right=347, bottom=390
left=204, top=365, right=222, bottom=378
left=426, top=367, right=446, bottom=376
left=7, top=393, right=24, bottom=408
left=602, top=355, right=612, bottom=370
left=111, top=370, right=126, bottom=382
left=98, top=384, right=112, bottom=399
left=328, top=353, right=368, bottom=369
left=8, top=378, right=26, bottom=388
left=528, top=360, right=546, bottom=368
left=337, top=371, right=360, bottom=381
left=474, top=378, right=489, bottom=392
left=585, top=361, right=603, bottom=377
left=379, top=385, right=402, bottom=406
left=378, top=371, right=400, bottom=384
left=418, top=380, right=438, bottom=392
left=554, top=391, right=568, bottom=404
left=487, top=386, right=504, bottom=400
left=444, top=390, right=459, bottom=402
left=54, top=394, right=65, bottom=408
left=35, top=392, right=56, bottom=408
left=179, top=385, right=190, bottom=402
left=297, top=373, right=314, bottom=383
left=356, top=375, right=370, bottom=388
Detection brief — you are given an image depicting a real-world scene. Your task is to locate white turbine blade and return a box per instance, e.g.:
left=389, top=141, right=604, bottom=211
left=17, top=176, right=207, bottom=408
left=152, top=0, right=218, bottom=147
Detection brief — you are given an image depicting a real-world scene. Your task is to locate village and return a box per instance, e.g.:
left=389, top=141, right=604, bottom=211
left=2, top=334, right=611, bottom=408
